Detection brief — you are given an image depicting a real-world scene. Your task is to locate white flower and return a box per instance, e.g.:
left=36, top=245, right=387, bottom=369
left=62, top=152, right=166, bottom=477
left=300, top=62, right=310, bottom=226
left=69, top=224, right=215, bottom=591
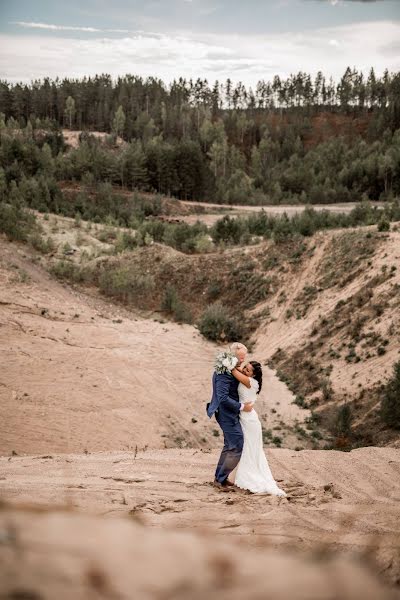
left=214, top=351, right=238, bottom=374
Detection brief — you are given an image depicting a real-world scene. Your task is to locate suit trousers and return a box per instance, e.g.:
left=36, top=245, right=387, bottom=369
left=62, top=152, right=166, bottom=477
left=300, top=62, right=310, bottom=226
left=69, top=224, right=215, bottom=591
left=214, top=411, right=244, bottom=484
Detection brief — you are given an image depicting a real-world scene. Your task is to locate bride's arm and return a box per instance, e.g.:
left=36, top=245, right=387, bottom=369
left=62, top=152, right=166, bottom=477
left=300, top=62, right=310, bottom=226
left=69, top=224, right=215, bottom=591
left=231, top=368, right=251, bottom=389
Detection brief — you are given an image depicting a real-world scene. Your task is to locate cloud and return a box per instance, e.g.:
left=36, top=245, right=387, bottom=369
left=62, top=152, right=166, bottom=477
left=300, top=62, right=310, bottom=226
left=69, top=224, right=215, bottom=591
left=317, top=0, right=384, bottom=3
left=325, top=0, right=384, bottom=4
left=0, top=20, right=398, bottom=85
left=11, top=21, right=129, bottom=33
left=311, top=0, right=385, bottom=4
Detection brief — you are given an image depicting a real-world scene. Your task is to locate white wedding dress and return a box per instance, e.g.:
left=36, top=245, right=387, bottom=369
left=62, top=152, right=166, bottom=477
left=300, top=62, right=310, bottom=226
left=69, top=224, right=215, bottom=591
left=235, top=379, right=287, bottom=496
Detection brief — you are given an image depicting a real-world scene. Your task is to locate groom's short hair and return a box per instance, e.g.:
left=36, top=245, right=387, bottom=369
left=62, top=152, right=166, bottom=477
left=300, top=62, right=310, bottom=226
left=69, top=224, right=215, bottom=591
left=230, top=342, right=248, bottom=355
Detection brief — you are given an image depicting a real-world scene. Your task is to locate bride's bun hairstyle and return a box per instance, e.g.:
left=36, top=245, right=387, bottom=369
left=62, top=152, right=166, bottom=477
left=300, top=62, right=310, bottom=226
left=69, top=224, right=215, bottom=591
left=250, top=361, right=262, bottom=394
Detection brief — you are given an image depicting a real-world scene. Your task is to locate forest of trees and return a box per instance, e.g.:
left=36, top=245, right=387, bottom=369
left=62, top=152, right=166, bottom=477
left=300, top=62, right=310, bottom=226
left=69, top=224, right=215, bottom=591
left=0, top=67, right=400, bottom=206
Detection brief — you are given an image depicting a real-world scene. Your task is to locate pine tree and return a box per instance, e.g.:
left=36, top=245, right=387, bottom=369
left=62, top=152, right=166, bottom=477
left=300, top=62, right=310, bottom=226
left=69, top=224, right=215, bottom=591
left=0, top=167, right=6, bottom=201
left=65, top=96, right=76, bottom=129
left=112, top=105, right=126, bottom=138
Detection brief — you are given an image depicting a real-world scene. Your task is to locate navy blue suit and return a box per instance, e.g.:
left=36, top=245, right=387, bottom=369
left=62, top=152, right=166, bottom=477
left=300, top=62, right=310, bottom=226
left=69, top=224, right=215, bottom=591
left=207, top=372, right=243, bottom=484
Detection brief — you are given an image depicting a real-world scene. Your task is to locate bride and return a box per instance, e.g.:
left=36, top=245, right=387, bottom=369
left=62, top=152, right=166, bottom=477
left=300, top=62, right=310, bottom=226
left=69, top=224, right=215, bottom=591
left=232, top=362, right=286, bottom=496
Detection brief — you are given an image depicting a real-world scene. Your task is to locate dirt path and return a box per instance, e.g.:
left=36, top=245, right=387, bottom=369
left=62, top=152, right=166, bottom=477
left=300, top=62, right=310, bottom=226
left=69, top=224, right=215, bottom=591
left=179, top=200, right=385, bottom=226
left=181, top=200, right=385, bottom=214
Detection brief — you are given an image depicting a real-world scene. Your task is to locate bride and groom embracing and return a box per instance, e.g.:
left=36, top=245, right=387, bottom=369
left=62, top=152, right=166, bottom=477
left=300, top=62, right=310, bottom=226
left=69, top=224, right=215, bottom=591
left=207, top=342, right=286, bottom=496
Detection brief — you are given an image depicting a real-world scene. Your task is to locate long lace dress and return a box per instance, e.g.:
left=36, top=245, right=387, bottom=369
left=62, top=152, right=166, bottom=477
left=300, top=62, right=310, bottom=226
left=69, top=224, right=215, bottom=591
left=235, top=378, right=286, bottom=496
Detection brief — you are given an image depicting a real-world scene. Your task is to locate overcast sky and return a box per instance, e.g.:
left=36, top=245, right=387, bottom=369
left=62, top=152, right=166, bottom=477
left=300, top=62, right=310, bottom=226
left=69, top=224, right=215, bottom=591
left=0, top=0, right=399, bottom=85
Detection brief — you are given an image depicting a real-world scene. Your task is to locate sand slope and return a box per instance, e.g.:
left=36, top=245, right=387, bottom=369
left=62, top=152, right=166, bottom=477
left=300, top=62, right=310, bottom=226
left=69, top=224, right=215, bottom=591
left=0, top=238, right=214, bottom=454
left=0, top=236, right=307, bottom=455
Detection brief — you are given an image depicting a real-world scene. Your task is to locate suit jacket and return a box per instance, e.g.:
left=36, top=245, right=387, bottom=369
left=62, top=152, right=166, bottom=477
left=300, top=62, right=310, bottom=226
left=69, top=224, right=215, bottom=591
left=207, top=372, right=240, bottom=419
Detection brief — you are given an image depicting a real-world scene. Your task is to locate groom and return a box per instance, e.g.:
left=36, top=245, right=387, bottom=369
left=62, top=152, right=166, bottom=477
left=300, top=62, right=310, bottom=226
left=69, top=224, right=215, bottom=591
left=207, top=342, right=253, bottom=489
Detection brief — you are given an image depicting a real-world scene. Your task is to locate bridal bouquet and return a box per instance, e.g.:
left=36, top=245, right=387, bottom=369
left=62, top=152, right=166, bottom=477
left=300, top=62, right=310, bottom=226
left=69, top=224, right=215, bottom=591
left=214, top=351, right=238, bottom=375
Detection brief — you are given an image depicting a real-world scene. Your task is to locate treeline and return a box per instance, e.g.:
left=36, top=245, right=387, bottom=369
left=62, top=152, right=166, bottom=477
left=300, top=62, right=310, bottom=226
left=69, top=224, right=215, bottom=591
left=0, top=68, right=400, bottom=204
left=1, top=68, right=400, bottom=129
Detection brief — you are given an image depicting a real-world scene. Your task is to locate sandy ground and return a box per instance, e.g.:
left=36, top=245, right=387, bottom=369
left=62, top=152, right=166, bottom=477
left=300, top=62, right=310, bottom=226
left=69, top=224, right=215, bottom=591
left=2, top=506, right=398, bottom=600
left=1, top=231, right=400, bottom=597
left=0, top=236, right=306, bottom=455
left=62, top=129, right=125, bottom=148
left=0, top=447, right=399, bottom=594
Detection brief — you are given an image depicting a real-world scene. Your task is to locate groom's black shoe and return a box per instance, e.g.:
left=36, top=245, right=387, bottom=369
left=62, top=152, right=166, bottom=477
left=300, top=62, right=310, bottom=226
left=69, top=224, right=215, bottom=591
left=213, top=479, right=236, bottom=491
left=224, top=480, right=235, bottom=487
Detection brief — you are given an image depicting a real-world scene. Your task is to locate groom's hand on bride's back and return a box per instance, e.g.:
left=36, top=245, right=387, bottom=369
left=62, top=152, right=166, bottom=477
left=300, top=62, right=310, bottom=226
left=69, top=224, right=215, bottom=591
left=243, top=403, right=254, bottom=412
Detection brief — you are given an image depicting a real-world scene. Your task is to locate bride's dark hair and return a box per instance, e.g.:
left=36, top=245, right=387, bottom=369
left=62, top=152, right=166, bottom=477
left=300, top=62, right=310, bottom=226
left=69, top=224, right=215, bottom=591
left=250, top=361, right=262, bottom=394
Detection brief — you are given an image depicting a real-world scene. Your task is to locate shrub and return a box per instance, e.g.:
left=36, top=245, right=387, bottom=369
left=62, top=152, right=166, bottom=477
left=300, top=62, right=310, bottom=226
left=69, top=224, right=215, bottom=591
left=97, top=228, right=117, bottom=243
left=334, top=404, right=352, bottom=438
left=161, top=284, right=178, bottom=312
left=98, top=267, right=155, bottom=305
left=29, top=232, right=55, bottom=254
left=62, top=241, right=73, bottom=254
left=161, top=284, right=192, bottom=324
left=0, top=203, right=38, bottom=241
left=272, top=436, right=282, bottom=447
left=211, top=216, right=243, bottom=245
left=321, top=379, right=333, bottom=401
left=114, top=231, right=138, bottom=253
left=294, top=394, right=308, bottom=408
left=194, top=235, right=214, bottom=253
left=381, top=361, right=400, bottom=429
left=262, top=428, right=273, bottom=443
left=172, top=301, right=192, bottom=324
left=377, top=217, right=390, bottom=232
left=50, top=260, right=85, bottom=282
left=17, top=269, right=30, bottom=283
left=206, top=280, right=221, bottom=301
left=295, top=424, right=308, bottom=438
left=198, top=302, right=242, bottom=342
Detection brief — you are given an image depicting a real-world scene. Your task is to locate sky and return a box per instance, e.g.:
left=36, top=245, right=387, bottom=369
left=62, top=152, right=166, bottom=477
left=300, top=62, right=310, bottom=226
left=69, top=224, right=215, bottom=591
left=0, top=0, right=399, bottom=85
